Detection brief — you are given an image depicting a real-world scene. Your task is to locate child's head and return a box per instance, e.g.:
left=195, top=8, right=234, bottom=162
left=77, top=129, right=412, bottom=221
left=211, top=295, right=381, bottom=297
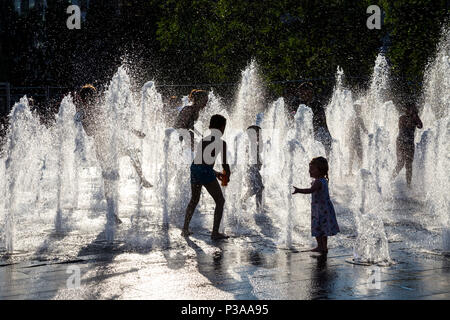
left=209, top=114, right=227, bottom=134
left=189, top=89, right=208, bottom=108
left=79, top=84, right=97, bottom=106
left=309, top=157, right=329, bottom=180
left=404, top=102, right=419, bottom=116
left=247, top=125, right=261, bottom=143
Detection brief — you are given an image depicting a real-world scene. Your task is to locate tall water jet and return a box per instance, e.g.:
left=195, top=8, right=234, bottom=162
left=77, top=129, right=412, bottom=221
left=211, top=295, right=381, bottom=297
left=260, top=98, right=289, bottom=242
left=326, top=67, right=356, bottom=180
left=416, top=27, right=450, bottom=251
left=54, top=95, right=78, bottom=233
left=352, top=169, right=391, bottom=265
left=327, top=55, right=395, bottom=261
left=232, top=60, right=265, bottom=130
left=363, top=54, right=397, bottom=201
left=140, top=81, right=165, bottom=188
left=219, top=62, right=265, bottom=235
left=101, top=67, right=136, bottom=241
left=3, top=97, right=42, bottom=252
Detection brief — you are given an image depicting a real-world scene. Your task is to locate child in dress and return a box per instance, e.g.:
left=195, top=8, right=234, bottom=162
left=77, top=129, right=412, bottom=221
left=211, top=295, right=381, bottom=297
left=292, top=157, right=339, bottom=253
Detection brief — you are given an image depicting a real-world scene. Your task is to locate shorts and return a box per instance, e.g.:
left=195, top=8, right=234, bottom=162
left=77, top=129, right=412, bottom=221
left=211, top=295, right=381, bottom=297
left=190, top=164, right=216, bottom=185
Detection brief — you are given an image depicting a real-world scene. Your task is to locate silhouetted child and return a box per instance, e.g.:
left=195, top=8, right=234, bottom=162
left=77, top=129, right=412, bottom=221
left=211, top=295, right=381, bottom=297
left=392, top=103, right=423, bottom=187
left=347, top=102, right=368, bottom=175
left=182, top=114, right=231, bottom=240
left=75, top=84, right=152, bottom=224
left=241, top=125, right=264, bottom=213
left=174, top=89, right=208, bottom=150
left=295, top=82, right=333, bottom=156
left=76, top=84, right=152, bottom=189
left=293, top=157, right=339, bottom=253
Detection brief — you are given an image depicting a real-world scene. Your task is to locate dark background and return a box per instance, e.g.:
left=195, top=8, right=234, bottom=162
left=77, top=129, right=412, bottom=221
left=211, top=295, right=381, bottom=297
left=0, top=0, right=448, bottom=116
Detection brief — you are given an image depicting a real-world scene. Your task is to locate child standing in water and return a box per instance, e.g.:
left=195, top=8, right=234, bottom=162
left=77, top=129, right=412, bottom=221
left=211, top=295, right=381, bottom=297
left=347, top=102, right=368, bottom=175
left=293, top=157, right=339, bottom=253
left=182, top=114, right=231, bottom=240
left=75, top=84, right=152, bottom=225
left=392, top=103, right=423, bottom=188
left=241, top=125, right=265, bottom=213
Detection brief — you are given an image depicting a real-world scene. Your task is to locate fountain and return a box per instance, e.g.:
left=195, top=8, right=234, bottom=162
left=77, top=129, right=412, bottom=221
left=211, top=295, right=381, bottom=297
left=0, top=29, right=448, bottom=262
left=416, top=28, right=450, bottom=252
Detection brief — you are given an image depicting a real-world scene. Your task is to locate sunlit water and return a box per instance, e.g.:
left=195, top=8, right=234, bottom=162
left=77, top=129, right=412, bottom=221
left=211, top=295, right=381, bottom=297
left=0, top=32, right=448, bottom=265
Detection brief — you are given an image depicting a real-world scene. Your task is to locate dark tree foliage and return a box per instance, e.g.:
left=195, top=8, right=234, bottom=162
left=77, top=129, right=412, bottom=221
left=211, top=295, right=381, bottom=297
left=0, top=0, right=448, bottom=104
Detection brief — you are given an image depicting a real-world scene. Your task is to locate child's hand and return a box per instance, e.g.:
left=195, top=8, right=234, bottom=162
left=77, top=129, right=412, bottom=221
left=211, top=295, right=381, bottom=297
left=215, top=171, right=224, bottom=181
left=292, top=186, right=299, bottom=194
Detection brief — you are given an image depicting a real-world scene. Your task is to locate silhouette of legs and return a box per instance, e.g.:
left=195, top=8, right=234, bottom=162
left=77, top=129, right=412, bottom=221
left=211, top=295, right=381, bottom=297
left=203, top=180, right=227, bottom=239
left=181, top=179, right=228, bottom=239
left=405, top=159, right=413, bottom=187
left=182, top=183, right=202, bottom=236
left=393, top=140, right=415, bottom=187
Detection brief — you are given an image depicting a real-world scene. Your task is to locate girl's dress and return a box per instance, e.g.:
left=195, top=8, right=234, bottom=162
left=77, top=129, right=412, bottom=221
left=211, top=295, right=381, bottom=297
left=311, top=178, right=340, bottom=237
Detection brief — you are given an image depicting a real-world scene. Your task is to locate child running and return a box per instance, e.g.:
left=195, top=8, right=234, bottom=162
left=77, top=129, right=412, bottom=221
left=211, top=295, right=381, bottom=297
left=292, top=157, right=339, bottom=253
left=181, top=114, right=231, bottom=240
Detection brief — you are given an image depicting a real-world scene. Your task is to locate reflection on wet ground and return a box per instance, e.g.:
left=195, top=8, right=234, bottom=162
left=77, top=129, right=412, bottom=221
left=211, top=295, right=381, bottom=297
left=1, top=228, right=449, bottom=300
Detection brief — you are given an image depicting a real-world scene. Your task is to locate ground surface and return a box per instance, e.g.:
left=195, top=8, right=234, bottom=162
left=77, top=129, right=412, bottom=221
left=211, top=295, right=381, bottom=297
left=1, top=228, right=449, bottom=300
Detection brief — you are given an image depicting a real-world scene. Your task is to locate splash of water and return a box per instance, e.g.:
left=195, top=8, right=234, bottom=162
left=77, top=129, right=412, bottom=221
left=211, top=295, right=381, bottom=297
left=1, top=32, right=448, bottom=260
left=3, top=97, right=45, bottom=252
left=416, top=28, right=450, bottom=251
left=326, top=56, right=395, bottom=264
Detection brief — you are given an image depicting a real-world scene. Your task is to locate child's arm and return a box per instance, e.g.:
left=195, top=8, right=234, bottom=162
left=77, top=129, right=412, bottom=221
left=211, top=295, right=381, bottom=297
left=222, top=141, right=231, bottom=179
left=415, top=114, right=423, bottom=129
left=292, top=179, right=321, bottom=194
left=131, top=129, right=146, bottom=138
left=360, top=117, right=369, bottom=134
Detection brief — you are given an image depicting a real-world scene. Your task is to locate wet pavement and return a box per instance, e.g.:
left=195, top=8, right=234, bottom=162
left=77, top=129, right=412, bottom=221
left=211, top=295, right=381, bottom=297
left=1, top=229, right=449, bottom=300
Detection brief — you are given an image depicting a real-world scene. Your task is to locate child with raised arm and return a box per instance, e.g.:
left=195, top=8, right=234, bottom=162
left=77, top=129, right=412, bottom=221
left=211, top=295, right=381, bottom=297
left=292, top=157, right=339, bottom=253
left=181, top=114, right=231, bottom=240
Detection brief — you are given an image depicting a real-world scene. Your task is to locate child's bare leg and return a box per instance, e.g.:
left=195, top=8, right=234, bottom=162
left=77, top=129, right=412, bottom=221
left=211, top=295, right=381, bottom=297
left=356, top=145, right=363, bottom=169
left=311, top=237, right=323, bottom=252
left=322, top=236, right=328, bottom=253
left=405, top=160, right=413, bottom=187
left=348, top=149, right=354, bottom=175
left=256, top=190, right=263, bottom=213
left=392, top=157, right=405, bottom=179
left=392, top=143, right=405, bottom=179
left=204, top=180, right=228, bottom=239
left=129, top=154, right=152, bottom=188
left=182, top=184, right=202, bottom=236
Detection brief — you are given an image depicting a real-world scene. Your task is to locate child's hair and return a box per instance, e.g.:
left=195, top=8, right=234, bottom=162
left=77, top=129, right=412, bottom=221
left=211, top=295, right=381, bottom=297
left=209, top=114, right=227, bottom=130
left=310, top=156, right=329, bottom=181
left=189, top=89, right=208, bottom=103
left=247, top=125, right=261, bottom=132
left=80, top=84, right=97, bottom=102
